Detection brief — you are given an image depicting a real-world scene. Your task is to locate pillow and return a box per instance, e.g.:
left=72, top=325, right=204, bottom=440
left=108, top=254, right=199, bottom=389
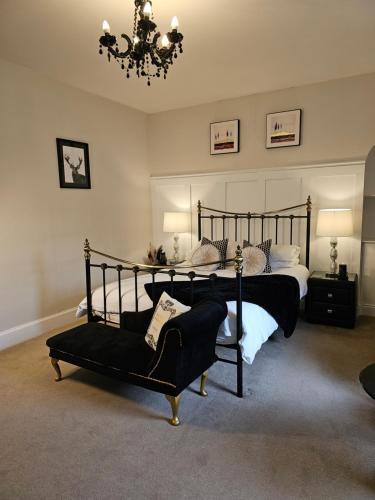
left=191, top=244, right=220, bottom=271
left=271, top=261, right=299, bottom=269
left=201, top=237, right=228, bottom=269
left=243, top=239, right=272, bottom=273
left=270, top=245, right=300, bottom=268
left=242, top=246, right=267, bottom=276
left=145, top=292, right=191, bottom=350
left=226, top=240, right=242, bottom=261
left=185, top=241, right=202, bottom=263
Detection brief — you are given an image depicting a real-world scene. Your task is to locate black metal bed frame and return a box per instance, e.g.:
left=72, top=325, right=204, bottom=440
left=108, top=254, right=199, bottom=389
left=198, top=195, right=312, bottom=269
left=83, top=196, right=311, bottom=398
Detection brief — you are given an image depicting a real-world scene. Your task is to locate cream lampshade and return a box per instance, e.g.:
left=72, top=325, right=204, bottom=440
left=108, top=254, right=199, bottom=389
left=316, top=208, right=353, bottom=276
left=163, top=212, right=190, bottom=262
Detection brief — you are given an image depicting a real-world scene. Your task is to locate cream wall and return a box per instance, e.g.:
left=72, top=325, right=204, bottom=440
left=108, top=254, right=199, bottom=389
left=148, top=73, right=375, bottom=176
left=0, top=58, right=151, bottom=334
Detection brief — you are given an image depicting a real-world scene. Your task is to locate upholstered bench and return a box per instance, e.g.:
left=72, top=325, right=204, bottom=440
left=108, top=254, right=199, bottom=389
left=46, top=298, right=227, bottom=425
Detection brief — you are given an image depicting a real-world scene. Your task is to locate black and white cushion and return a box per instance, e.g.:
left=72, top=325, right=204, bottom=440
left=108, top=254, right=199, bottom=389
left=201, top=237, right=228, bottom=270
left=243, top=238, right=272, bottom=273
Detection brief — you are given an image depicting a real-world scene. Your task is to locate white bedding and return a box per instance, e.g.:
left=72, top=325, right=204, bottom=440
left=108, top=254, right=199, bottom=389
left=76, top=265, right=309, bottom=365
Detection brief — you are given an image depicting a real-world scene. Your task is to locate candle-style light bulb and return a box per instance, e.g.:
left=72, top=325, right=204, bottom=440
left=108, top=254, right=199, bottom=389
left=143, top=2, right=152, bottom=17
left=161, top=34, right=169, bottom=48
left=171, top=16, right=179, bottom=30
left=102, top=20, right=111, bottom=33
left=134, top=35, right=140, bottom=45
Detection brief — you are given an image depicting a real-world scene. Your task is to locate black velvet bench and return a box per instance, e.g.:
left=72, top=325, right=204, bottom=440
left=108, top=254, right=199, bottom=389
left=46, top=298, right=227, bottom=426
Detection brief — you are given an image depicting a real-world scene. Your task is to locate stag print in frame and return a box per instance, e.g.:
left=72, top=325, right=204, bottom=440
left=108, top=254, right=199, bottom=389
left=56, top=138, right=91, bottom=189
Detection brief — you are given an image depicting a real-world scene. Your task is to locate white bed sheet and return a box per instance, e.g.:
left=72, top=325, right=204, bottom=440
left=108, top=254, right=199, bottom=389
left=76, top=265, right=309, bottom=365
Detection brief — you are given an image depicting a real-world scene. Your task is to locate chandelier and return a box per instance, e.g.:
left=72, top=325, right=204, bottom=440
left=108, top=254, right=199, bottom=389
left=99, top=1, right=184, bottom=86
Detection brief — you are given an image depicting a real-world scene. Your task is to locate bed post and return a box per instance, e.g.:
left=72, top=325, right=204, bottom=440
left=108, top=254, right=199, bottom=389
left=197, top=200, right=202, bottom=241
left=84, top=238, right=94, bottom=322
left=234, top=246, right=243, bottom=398
left=305, top=196, right=312, bottom=269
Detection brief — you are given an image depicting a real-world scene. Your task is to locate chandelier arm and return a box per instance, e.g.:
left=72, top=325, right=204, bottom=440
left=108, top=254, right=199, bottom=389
left=154, top=45, right=175, bottom=61
left=107, top=34, right=132, bottom=59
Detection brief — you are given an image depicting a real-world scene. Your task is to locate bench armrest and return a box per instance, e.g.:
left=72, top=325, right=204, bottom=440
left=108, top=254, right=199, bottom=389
left=120, top=308, right=154, bottom=334
left=161, top=298, right=227, bottom=346
left=147, top=298, right=227, bottom=391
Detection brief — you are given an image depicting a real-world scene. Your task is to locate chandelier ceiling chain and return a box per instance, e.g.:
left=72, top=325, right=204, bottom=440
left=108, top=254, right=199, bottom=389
left=99, top=0, right=184, bottom=86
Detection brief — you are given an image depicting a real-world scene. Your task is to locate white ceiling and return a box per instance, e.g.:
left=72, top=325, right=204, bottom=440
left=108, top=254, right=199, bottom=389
left=1, top=0, right=375, bottom=114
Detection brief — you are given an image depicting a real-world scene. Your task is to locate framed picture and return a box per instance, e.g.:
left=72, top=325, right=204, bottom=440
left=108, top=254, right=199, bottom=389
left=210, top=119, right=240, bottom=155
left=266, top=109, right=302, bottom=149
left=56, top=138, right=91, bottom=189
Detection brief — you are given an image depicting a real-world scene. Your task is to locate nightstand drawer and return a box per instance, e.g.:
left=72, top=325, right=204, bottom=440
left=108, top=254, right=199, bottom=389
left=311, top=287, right=350, bottom=305
left=310, top=302, right=353, bottom=320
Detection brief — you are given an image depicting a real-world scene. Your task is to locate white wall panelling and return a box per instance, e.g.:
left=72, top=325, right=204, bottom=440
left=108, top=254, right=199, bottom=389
left=151, top=160, right=366, bottom=306
left=360, top=242, right=375, bottom=316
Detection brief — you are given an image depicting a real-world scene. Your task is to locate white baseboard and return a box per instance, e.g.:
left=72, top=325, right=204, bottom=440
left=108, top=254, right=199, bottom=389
left=0, top=308, right=85, bottom=351
left=359, top=304, right=375, bottom=317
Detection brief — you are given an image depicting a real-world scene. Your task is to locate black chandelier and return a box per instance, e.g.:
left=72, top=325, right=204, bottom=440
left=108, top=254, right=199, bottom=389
left=99, top=0, right=183, bottom=86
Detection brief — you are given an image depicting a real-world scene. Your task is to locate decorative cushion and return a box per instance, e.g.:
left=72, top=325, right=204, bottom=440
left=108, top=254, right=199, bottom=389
left=191, top=244, right=220, bottom=271
left=201, top=237, right=228, bottom=269
left=145, top=292, right=191, bottom=350
left=243, top=238, right=272, bottom=273
left=186, top=241, right=202, bottom=263
left=242, top=246, right=267, bottom=276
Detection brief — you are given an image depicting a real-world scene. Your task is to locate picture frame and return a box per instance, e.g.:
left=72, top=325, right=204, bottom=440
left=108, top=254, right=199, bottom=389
left=266, top=109, right=302, bottom=149
left=210, top=119, right=240, bottom=155
left=56, top=138, right=91, bottom=189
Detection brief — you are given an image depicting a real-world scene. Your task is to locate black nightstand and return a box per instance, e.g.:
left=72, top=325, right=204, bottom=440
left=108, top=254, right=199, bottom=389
left=305, top=271, right=357, bottom=328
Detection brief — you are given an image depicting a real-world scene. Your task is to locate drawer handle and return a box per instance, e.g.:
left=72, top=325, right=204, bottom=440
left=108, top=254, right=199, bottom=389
left=327, top=293, right=333, bottom=298
left=327, top=309, right=333, bottom=314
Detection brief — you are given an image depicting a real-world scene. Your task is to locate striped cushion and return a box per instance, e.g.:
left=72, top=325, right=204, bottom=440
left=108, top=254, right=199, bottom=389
left=243, top=239, right=272, bottom=273
left=201, top=237, right=228, bottom=270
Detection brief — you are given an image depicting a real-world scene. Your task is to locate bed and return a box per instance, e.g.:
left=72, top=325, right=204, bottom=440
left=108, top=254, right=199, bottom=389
left=79, top=196, right=312, bottom=397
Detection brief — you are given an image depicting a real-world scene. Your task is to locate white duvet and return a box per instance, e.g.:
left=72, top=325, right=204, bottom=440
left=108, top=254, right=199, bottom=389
left=76, top=265, right=309, bottom=365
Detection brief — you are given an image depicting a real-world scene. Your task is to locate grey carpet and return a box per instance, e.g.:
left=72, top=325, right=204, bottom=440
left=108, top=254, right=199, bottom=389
left=0, top=317, right=374, bottom=500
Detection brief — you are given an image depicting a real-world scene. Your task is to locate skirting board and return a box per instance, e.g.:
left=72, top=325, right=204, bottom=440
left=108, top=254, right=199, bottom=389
left=359, top=304, right=375, bottom=317
left=0, top=308, right=85, bottom=351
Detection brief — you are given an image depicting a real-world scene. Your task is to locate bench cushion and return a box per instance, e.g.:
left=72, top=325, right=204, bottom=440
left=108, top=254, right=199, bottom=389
left=46, top=322, right=155, bottom=374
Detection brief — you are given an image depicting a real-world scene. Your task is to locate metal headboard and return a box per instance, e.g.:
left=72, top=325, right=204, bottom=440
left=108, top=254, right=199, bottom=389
left=197, top=196, right=312, bottom=269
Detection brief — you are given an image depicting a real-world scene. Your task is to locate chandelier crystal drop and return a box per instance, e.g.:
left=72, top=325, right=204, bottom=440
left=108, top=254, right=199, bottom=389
left=98, top=0, right=184, bottom=86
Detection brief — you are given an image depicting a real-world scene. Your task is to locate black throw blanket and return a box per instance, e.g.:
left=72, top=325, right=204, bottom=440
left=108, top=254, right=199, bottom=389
left=144, top=275, right=300, bottom=338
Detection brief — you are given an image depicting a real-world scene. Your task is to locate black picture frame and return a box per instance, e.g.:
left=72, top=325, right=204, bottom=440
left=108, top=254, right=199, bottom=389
left=266, top=109, right=302, bottom=149
left=56, top=138, right=91, bottom=189
left=210, top=119, right=240, bottom=155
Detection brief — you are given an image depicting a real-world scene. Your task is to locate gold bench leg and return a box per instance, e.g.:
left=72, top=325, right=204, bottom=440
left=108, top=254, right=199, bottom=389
left=200, top=370, right=208, bottom=397
left=51, top=358, right=62, bottom=382
left=165, top=394, right=181, bottom=426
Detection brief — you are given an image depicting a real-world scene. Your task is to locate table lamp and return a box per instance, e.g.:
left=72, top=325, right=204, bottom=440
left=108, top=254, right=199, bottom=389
left=163, top=212, right=190, bottom=263
left=316, top=208, right=353, bottom=277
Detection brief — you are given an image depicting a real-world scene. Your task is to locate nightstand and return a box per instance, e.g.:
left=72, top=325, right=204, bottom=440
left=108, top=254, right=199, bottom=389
left=305, top=271, right=357, bottom=328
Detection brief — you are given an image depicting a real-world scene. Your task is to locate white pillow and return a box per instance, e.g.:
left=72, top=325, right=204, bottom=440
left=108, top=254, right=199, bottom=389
left=271, top=260, right=299, bottom=269
left=226, top=240, right=242, bottom=260
left=242, top=246, right=267, bottom=276
left=145, top=292, right=191, bottom=351
left=191, top=244, right=220, bottom=271
left=270, top=245, right=300, bottom=267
